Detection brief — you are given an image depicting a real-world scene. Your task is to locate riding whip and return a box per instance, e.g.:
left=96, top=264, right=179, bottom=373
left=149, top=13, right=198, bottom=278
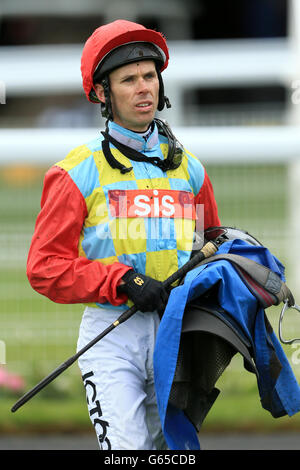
left=11, top=239, right=220, bottom=413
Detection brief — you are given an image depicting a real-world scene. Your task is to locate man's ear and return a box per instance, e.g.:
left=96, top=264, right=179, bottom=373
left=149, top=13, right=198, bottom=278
left=93, top=83, right=105, bottom=104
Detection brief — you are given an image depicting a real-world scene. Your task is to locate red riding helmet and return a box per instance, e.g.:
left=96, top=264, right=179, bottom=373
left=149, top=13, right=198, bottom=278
left=81, top=19, right=169, bottom=105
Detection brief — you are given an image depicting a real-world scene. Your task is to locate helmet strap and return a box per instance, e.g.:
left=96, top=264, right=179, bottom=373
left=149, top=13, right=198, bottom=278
left=157, top=68, right=171, bottom=111
left=100, top=76, right=113, bottom=120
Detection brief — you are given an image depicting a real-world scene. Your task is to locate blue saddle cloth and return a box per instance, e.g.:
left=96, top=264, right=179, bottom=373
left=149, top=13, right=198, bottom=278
left=153, top=239, right=300, bottom=450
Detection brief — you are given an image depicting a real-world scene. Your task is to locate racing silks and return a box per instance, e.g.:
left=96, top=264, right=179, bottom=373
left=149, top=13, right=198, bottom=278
left=27, top=121, right=220, bottom=309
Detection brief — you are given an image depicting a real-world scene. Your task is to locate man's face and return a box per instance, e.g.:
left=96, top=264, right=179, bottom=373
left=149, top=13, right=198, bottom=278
left=95, top=60, right=160, bottom=132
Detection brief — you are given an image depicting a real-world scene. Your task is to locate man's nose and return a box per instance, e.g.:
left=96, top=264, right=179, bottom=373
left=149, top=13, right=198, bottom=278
left=136, top=78, right=150, bottom=94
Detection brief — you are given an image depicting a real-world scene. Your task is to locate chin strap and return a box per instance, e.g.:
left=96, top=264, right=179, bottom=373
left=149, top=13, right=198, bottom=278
left=100, top=77, right=113, bottom=120
left=101, top=128, right=133, bottom=174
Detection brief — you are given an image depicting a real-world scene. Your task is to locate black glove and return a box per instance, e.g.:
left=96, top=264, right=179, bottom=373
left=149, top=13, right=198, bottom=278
left=118, top=270, right=169, bottom=315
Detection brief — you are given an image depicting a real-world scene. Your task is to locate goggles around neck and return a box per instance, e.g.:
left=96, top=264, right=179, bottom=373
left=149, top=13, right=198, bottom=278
left=101, top=118, right=183, bottom=174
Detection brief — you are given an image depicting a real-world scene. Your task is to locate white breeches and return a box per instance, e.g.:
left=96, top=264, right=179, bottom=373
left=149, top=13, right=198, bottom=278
left=77, top=306, right=167, bottom=450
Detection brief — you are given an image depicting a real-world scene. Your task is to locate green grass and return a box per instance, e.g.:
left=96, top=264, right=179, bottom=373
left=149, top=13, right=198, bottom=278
left=2, top=366, right=300, bottom=435
left=202, top=391, right=300, bottom=433
left=0, top=397, right=91, bottom=434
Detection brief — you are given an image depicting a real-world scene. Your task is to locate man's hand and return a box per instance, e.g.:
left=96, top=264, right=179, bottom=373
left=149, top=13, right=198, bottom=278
left=118, top=270, right=169, bottom=315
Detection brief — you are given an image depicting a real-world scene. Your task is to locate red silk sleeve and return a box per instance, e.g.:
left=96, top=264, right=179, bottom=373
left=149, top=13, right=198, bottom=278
left=26, top=166, right=132, bottom=305
left=195, top=168, right=221, bottom=230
